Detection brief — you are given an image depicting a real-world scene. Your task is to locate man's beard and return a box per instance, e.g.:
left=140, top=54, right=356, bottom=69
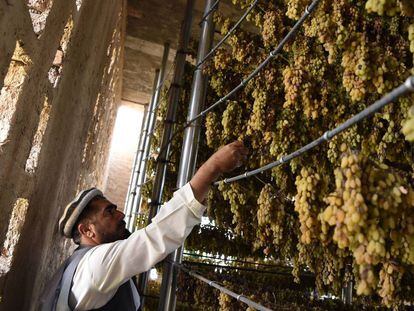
left=99, top=220, right=128, bottom=243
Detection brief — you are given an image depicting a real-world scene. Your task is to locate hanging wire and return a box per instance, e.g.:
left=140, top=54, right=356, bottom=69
left=253, top=175, right=293, bottom=203
left=199, top=0, right=220, bottom=25
left=215, top=76, right=414, bottom=185
left=174, top=263, right=274, bottom=311
left=195, top=0, right=259, bottom=69
left=156, top=0, right=321, bottom=160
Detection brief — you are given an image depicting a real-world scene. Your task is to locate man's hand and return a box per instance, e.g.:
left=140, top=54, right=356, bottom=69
left=189, top=141, right=248, bottom=203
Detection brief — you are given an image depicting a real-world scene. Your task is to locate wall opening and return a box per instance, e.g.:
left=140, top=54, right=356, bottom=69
left=27, top=0, right=54, bottom=37
left=75, top=0, right=82, bottom=11
left=48, top=16, right=74, bottom=87
left=0, top=41, right=31, bottom=145
left=0, top=198, right=29, bottom=276
left=25, top=96, right=51, bottom=174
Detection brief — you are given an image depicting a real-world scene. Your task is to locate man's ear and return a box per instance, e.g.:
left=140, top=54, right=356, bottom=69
left=78, top=222, right=94, bottom=239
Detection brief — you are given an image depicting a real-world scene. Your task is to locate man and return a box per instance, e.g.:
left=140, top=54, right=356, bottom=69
left=40, top=141, right=248, bottom=311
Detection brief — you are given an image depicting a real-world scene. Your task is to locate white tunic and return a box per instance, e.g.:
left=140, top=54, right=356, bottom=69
left=70, top=183, right=206, bottom=310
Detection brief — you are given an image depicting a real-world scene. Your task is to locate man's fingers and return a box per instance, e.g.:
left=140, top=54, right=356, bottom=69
left=234, top=152, right=247, bottom=168
left=230, top=141, right=248, bottom=154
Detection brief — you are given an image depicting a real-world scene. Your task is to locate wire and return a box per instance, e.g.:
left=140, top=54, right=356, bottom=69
left=174, top=263, right=274, bottom=311
left=215, top=76, right=414, bottom=185
left=253, top=175, right=293, bottom=203
left=195, top=0, right=259, bottom=69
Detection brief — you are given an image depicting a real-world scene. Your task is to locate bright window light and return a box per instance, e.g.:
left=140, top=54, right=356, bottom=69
left=149, top=268, right=158, bottom=280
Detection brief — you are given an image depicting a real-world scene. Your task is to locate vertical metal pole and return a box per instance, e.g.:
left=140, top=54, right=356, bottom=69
left=136, top=0, right=195, bottom=305
left=124, top=104, right=148, bottom=218
left=125, top=72, right=159, bottom=230
left=158, top=1, right=214, bottom=310
left=341, top=280, right=353, bottom=305
left=128, top=42, right=170, bottom=232
left=341, top=264, right=353, bottom=305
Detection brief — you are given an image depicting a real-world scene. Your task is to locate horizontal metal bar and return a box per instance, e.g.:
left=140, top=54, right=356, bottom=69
left=183, top=252, right=288, bottom=268
left=195, top=0, right=259, bottom=69
left=182, top=260, right=312, bottom=277
left=174, top=263, right=274, bottom=311
left=215, top=76, right=414, bottom=185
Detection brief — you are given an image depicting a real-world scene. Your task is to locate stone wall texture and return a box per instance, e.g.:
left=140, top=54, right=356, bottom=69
left=0, top=0, right=126, bottom=309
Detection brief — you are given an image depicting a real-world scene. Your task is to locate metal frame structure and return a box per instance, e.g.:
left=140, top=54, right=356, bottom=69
left=126, top=0, right=414, bottom=307
left=158, top=1, right=215, bottom=310
left=187, top=0, right=321, bottom=123
left=136, top=0, right=196, bottom=305
left=125, top=43, right=170, bottom=232
left=124, top=104, right=147, bottom=220
left=124, top=70, right=159, bottom=230
left=156, top=0, right=321, bottom=159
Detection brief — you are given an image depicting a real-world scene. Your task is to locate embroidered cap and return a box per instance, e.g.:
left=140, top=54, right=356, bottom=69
left=58, top=188, right=103, bottom=238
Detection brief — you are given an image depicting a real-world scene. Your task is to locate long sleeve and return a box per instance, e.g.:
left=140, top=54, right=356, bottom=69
left=70, top=183, right=206, bottom=310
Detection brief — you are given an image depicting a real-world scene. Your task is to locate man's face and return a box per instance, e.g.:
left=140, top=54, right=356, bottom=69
left=89, top=198, right=127, bottom=244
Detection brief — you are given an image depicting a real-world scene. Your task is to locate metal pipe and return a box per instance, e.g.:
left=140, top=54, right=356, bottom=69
left=125, top=71, right=159, bottom=230
left=136, top=0, right=195, bottom=305
left=182, top=260, right=313, bottom=277
left=215, top=76, right=414, bottom=185
left=158, top=1, right=215, bottom=310
left=175, top=263, right=274, bottom=311
left=128, top=42, right=170, bottom=232
left=341, top=281, right=353, bottom=305
left=341, top=265, right=353, bottom=305
left=148, top=11, right=194, bottom=224
left=183, top=252, right=289, bottom=268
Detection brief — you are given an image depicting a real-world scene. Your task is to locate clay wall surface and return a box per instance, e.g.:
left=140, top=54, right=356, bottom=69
left=0, top=0, right=126, bottom=309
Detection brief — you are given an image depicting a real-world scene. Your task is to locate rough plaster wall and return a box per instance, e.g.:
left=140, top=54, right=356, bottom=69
left=0, top=0, right=126, bottom=310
